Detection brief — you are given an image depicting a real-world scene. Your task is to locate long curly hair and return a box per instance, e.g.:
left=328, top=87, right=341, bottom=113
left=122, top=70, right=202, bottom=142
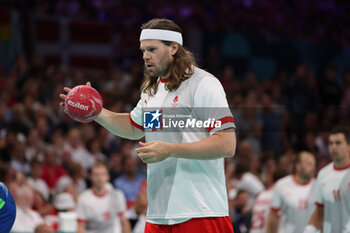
left=140, top=18, right=196, bottom=96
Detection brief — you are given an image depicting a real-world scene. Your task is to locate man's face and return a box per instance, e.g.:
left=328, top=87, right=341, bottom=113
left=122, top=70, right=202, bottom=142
left=140, top=40, right=176, bottom=78
left=298, top=152, right=316, bottom=179
left=329, top=133, right=349, bottom=162
left=90, top=166, right=109, bottom=189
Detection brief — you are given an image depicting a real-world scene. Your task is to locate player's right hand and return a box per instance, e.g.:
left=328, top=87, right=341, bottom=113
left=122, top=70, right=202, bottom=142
left=59, top=82, right=91, bottom=107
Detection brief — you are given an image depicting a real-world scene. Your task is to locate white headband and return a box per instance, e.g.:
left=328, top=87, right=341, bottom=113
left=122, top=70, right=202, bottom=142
left=140, top=29, right=183, bottom=45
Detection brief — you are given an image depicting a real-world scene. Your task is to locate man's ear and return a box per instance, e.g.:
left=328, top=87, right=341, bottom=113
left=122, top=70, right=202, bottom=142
left=169, top=43, right=179, bottom=56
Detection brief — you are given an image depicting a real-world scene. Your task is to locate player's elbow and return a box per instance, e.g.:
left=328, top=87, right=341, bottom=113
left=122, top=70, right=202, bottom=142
left=220, top=130, right=236, bottom=157
left=222, top=144, right=236, bottom=157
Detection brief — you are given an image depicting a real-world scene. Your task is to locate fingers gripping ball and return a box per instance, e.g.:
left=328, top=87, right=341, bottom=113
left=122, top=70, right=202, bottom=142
left=64, top=85, right=103, bottom=123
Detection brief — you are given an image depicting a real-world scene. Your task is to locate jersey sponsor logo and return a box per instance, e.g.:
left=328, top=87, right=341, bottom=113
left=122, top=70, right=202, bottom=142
left=143, top=108, right=223, bottom=131
left=163, top=118, right=221, bottom=129
left=67, top=100, right=89, bottom=111
left=143, top=110, right=162, bottom=129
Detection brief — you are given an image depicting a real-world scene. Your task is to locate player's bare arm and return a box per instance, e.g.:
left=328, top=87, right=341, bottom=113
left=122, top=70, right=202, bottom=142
left=136, top=128, right=236, bottom=163
left=77, top=221, right=86, bottom=233
left=59, top=82, right=144, bottom=140
left=266, top=210, right=279, bottom=233
left=304, top=206, right=323, bottom=233
left=120, top=214, right=131, bottom=233
left=94, top=109, right=144, bottom=140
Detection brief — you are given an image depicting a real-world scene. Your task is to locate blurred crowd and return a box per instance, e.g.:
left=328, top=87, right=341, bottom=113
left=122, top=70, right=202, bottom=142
left=9, top=0, right=347, bottom=46
left=1, top=0, right=350, bottom=232
left=1, top=52, right=349, bottom=232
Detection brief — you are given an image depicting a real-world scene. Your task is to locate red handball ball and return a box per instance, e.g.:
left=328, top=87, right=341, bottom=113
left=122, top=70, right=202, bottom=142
left=64, top=85, right=103, bottom=123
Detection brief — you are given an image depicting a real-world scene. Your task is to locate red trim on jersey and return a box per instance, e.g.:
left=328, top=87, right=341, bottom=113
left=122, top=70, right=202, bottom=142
left=333, top=163, right=350, bottom=170
left=129, top=114, right=144, bottom=131
left=270, top=207, right=281, bottom=212
left=292, top=175, right=312, bottom=186
left=92, top=188, right=108, bottom=198
left=77, top=218, right=87, bottom=223
left=207, top=116, right=235, bottom=133
left=160, top=77, right=170, bottom=83
left=315, top=202, right=324, bottom=207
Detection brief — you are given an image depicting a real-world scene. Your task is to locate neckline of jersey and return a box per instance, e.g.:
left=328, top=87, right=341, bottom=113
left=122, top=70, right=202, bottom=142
left=333, top=163, right=350, bottom=171
left=160, top=77, right=170, bottom=83
left=92, top=188, right=108, bottom=198
left=292, top=175, right=312, bottom=186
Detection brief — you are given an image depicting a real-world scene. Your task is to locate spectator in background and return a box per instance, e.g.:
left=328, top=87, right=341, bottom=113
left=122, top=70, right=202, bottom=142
left=35, top=117, right=50, bottom=142
left=0, top=162, right=16, bottom=187
left=259, top=92, right=284, bottom=157
left=64, top=128, right=94, bottom=170
left=10, top=140, right=31, bottom=175
left=0, top=127, right=19, bottom=163
left=55, top=161, right=86, bottom=196
left=12, top=185, right=44, bottom=232
left=230, top=190, right=252, bottom=233
left=52, top=192, right=77, bottom=232
left=26, top=128, right=46, bottom=162
left=86, top=138, right=107, bottom=162
left=339, top=68, right=350, bottom=123
left=235, top=89, right=262, bottom=155
left=109, top=151, right=123, bottom=182
left=32, top=188, right=55, bottom=218
left=97, top=127, right=121, bottom=156
left=282, top=64, right=319, bottom=146
left=114, top=155, right=145, bottom=209
left=319, top=65, right=341, bottom=106
left=77, top=161, right=131, bottom=233
left=233, top=158, right=265, bottom=205
left=41, top=146, right=66, bottom=191
left=10, top=103, right=30, bottom=135
left=28, top=159, right=49, bottom=198
left=259, top=157, right=277, bottom=187
left=277, top=148, right=295, bottom=174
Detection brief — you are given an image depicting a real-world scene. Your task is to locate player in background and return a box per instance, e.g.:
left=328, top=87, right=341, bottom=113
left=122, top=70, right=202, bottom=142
left=0, top=182, right=16, bottom=232
left=267, top=151, right=316, bottom=233
left=250, top=169, right=288, bottom=233
left=77, top=161, right=131, bottom=233
left=304, top=127, right=350, bottom=233
left=60, top=18, right=236, bottom=233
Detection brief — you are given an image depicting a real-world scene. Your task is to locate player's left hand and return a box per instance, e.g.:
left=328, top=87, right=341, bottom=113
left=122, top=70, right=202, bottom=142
left=136, top=141, right=171, bottom=163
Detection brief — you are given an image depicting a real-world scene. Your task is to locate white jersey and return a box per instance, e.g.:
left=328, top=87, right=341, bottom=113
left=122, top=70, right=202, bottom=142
left=11, top=206, right=44, bottom=232
left=250, top=188, right=274, bottom=233
left=271, top=175, right=316, bottom=233
left=315, top=162, right=350, bottom=233
left=77, top=188, right=126, bottom=233
left=130, top=67, right=235, bottom=224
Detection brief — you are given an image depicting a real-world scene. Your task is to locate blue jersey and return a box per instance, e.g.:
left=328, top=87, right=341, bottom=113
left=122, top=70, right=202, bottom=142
left=0, top=182, right=16, bottom=233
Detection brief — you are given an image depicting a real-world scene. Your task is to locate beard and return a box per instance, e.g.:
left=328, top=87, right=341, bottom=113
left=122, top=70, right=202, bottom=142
left=144, top=61, right=172, bottom=78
